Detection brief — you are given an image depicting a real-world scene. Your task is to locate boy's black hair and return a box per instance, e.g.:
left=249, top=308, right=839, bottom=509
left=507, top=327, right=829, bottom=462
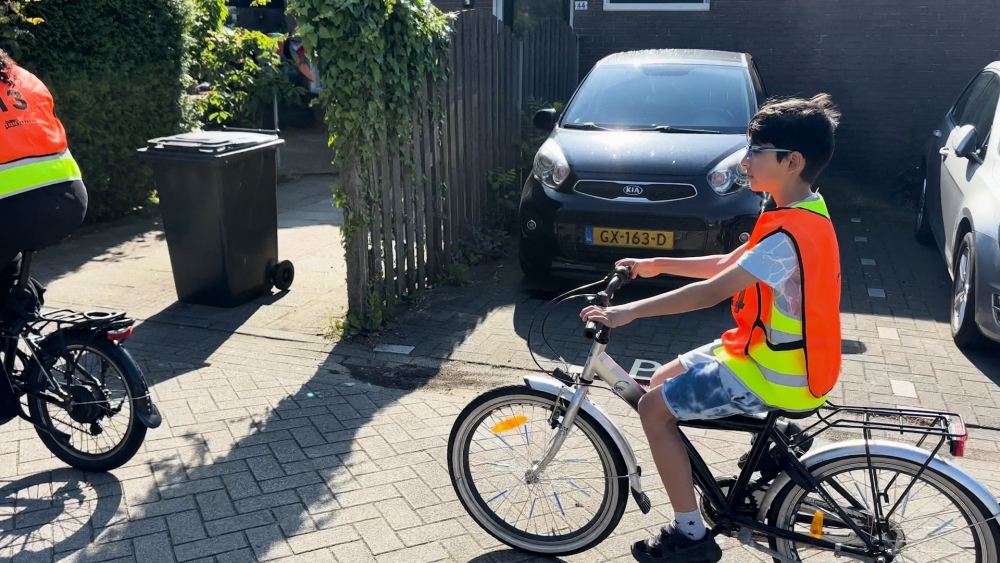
left=747, top=93, right=840, bottom=184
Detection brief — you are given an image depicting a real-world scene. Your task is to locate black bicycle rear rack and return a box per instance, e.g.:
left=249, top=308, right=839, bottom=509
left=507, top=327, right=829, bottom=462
left=791, top=402, right=967, bottom=457
left=27, top=309, right=134, bottom=335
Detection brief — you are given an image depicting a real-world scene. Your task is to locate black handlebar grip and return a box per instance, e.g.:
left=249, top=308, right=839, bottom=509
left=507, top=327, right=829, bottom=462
left=584, top=321, right=598, bottom=339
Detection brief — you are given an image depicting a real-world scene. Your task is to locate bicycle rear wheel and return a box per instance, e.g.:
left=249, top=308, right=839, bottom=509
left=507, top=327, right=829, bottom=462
left=25, top=333, right=147, bottom=472
left=766, top=454, right=999, bottom=563
left=448, top=386, right=629, bottom=555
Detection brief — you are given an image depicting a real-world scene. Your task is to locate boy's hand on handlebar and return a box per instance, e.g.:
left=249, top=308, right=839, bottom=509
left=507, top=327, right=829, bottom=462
left=580, top=305, right=634, bottom=329
left=615, top=258, right=657, bottom=279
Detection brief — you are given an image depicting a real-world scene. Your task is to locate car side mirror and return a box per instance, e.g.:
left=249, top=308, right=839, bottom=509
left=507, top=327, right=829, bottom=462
left=533, top=108, right=558, bottom=131
left=951, top=124, right=981, bottom=162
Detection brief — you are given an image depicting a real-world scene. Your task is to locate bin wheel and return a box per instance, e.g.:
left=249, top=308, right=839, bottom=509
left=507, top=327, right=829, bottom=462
left=272, top=260, right=295, bottom=291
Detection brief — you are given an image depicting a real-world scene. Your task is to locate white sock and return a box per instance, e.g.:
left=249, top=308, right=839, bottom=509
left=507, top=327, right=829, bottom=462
left=672, top=508, right=706, bottom=540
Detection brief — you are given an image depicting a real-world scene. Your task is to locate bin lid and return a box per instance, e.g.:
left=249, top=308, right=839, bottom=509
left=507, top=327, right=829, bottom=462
left=144, top=130, right=281, bottom=155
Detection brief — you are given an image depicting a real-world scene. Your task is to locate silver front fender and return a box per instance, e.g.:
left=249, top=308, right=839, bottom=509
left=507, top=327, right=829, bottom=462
left=523, top=376, right=646, bottom=504
left=757, top=439, right=1000, bottom=521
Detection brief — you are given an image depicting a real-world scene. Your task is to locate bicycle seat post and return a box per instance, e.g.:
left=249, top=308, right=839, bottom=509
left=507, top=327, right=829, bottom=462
left=17, top=251, right=34, bottom=287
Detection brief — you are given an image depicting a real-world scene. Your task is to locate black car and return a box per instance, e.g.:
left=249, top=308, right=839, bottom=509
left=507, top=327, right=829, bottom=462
left=519, top=49, right=767, bottom=278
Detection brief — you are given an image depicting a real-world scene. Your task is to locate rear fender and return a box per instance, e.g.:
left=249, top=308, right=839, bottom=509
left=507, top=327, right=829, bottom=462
left=41, top=328, right=162, bottom=429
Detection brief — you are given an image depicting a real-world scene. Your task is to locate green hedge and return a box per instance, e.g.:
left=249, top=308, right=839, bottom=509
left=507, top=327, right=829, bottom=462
left=18, top=0, right=197, bottom=222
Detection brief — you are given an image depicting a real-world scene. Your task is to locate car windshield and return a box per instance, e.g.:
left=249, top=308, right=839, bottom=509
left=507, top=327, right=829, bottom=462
left=561, top=63, right=755, bottom=134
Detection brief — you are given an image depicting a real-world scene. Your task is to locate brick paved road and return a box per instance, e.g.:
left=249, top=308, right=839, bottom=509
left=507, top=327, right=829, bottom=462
left=1, top=177, right=997, bottom=563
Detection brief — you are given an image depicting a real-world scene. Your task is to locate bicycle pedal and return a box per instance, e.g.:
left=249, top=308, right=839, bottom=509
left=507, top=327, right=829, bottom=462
left=631, top=489, right=651, bottom=514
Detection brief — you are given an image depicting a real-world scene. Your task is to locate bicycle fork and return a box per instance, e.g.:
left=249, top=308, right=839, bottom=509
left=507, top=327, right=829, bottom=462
left=524, top=384, right=590, bottom=484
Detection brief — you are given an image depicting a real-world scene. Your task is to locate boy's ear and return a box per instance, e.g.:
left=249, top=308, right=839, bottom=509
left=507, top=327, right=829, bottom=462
left=785, top=151, right=806, bottom=177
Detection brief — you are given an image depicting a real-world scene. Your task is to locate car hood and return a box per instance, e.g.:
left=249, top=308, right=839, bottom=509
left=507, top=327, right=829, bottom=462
left=551, top=129, right=746, bottom=176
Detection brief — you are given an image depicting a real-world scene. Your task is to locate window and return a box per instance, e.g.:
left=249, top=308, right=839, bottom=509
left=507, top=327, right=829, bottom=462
left=500, top=0, right=569, bottom=34
left=951, top=72, right=994, bottom=126
left=603, top=0, right=708, bottom=12
left=968, top=75, right=999, bottom=156
left=561, top=63, right=754, bottom=134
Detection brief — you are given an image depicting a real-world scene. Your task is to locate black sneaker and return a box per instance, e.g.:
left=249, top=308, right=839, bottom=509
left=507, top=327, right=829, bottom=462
left=631, top=524, right=723, bottom=563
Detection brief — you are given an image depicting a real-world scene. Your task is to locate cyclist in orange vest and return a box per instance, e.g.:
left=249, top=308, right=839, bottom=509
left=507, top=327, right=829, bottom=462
left=0, top=48, right=87, bottom=310
left=581, top=94, right=842, bottom=563
left=0, top=48, right=88, bottom=421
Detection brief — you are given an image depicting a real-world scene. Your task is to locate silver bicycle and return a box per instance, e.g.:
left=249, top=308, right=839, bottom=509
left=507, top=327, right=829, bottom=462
left=448, top=266, right=1000, bottom=561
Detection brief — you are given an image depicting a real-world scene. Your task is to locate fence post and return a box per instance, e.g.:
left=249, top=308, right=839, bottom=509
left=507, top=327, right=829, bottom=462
left=341, top=156, right=369, bottom=320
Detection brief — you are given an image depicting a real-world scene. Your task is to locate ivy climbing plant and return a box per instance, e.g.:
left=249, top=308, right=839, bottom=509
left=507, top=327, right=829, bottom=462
left=286, top=0, right=452, bottom=328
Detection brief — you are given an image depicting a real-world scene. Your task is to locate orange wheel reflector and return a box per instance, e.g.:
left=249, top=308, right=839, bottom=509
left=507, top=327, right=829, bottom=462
left=809, top=510, right=825, bottom=539
left=492, top=415, right=528, bottom=434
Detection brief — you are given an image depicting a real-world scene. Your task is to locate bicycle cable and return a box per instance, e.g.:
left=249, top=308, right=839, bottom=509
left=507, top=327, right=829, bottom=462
left=526, top=277, right=608, bottom=375
left=538, top=294, right=595, bottom=373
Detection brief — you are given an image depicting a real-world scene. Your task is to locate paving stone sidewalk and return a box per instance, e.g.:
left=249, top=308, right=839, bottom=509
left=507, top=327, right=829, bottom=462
left=1, top=176, right=997, bottom=563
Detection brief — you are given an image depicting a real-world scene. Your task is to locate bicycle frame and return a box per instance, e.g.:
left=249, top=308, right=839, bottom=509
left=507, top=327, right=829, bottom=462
left=0, top=251, right=159, bottom=432
left=527, top=332, right=884, bottom=562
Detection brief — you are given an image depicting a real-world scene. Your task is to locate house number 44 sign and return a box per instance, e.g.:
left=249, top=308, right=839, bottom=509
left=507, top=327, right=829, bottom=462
left=574, top=1, right=588, bottom=9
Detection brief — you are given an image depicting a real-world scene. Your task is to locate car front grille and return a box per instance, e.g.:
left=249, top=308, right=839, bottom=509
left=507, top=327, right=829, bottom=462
left=573, top=180, right=697, bottom=202
left=555, top=210, right=707, bottom=232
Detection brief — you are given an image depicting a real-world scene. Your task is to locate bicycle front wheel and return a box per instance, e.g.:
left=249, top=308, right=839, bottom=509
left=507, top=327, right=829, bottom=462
left=767, top=454, right=1000, bottom=563
left=448, top=386, right=629, bottom=555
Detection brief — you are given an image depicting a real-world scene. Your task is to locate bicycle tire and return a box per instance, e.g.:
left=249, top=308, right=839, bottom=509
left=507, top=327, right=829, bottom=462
left=25, top=332, right=147, bottom=472
left=448, top=385, right=629, bottom=555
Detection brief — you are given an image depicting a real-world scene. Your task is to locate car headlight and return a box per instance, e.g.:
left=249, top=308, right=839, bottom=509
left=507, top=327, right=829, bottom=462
left=533, top=139, right=571, bottom=189
left=707, top=148, right=749, bottom=195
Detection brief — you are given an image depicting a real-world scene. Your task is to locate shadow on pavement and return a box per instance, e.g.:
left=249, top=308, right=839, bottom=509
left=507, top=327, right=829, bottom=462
left=469, top=550, right=567, bottom=562
left=30, top=215, right=164, bottom=289
left=80, top=282, right=514, bottom=561
left=0, top=469, right=124, bottom=560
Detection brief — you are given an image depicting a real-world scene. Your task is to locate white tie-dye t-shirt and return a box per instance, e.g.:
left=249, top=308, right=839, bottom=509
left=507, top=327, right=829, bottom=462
left=735, top=193, right=820, bottom=321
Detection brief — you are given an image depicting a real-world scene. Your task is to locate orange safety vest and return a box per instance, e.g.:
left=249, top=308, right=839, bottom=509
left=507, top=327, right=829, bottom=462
left=715, top=195, right=842, bottom=410
left=0, top=65, right=80, bottom=199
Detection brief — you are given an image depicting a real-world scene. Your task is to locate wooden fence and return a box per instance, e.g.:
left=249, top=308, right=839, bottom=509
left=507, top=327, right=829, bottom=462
left=521, top=18, right=580, bottom=108
left=344, top=11, right=579, bottom=319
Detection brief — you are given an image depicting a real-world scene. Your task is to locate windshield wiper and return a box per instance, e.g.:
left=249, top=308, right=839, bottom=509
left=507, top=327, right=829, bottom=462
left=562, top=122, right=613, bottom=131
left=630, top=125, right=720, bottom=134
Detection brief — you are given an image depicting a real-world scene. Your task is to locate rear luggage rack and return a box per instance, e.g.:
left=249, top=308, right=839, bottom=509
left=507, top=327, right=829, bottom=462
left=794, top=402, right=969, bottom=457
left=28, top=309, right=134, bottom=336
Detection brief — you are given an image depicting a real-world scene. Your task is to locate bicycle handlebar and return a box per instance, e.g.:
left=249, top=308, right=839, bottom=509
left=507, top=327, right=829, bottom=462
left=583, top=265, right=632, bottom=340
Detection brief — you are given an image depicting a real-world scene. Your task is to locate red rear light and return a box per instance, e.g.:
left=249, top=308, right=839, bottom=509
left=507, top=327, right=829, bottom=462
left=949, top=417, right=968, bottom=457
left=952, top=436, right=967, bottom=457
left=106, top=327, right=133, bottom=342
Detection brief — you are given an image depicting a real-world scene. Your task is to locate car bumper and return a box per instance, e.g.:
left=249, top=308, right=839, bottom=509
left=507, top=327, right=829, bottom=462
left=974, top=231, right=1000, bottom=343
left=519, top=175, right=762, bottom=273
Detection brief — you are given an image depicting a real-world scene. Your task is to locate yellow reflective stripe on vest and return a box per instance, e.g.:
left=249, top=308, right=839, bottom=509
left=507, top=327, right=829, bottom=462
left=792, top=194, right=830, bottom=217
left=714, top=347, right=827, bottom=411
left=0, top=151, right=81, bottom=200
left=748, top=340, right=806, bottom=377
left=770, top=307, right=801, bottom=335
left=768, top=306, right=802, bottom=344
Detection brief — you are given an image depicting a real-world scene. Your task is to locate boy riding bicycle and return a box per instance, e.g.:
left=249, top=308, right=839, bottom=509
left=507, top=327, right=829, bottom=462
left=581, top=94, right=843, bottom=563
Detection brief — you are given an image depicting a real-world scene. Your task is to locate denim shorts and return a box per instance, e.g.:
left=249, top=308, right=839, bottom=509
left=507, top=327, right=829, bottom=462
left=660, top=342, right=773, bottom=421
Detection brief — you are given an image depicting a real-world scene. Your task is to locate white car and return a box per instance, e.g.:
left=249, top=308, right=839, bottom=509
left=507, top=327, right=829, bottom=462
left=915, top=61, right=1000, bottom=347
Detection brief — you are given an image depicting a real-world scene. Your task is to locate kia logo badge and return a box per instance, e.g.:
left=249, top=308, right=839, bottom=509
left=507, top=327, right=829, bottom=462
left=623, top=185, right=644, bottom=196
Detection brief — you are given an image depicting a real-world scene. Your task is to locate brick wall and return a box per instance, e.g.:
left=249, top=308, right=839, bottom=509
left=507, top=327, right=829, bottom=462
left=435, top=0, right=1000, bottom=189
